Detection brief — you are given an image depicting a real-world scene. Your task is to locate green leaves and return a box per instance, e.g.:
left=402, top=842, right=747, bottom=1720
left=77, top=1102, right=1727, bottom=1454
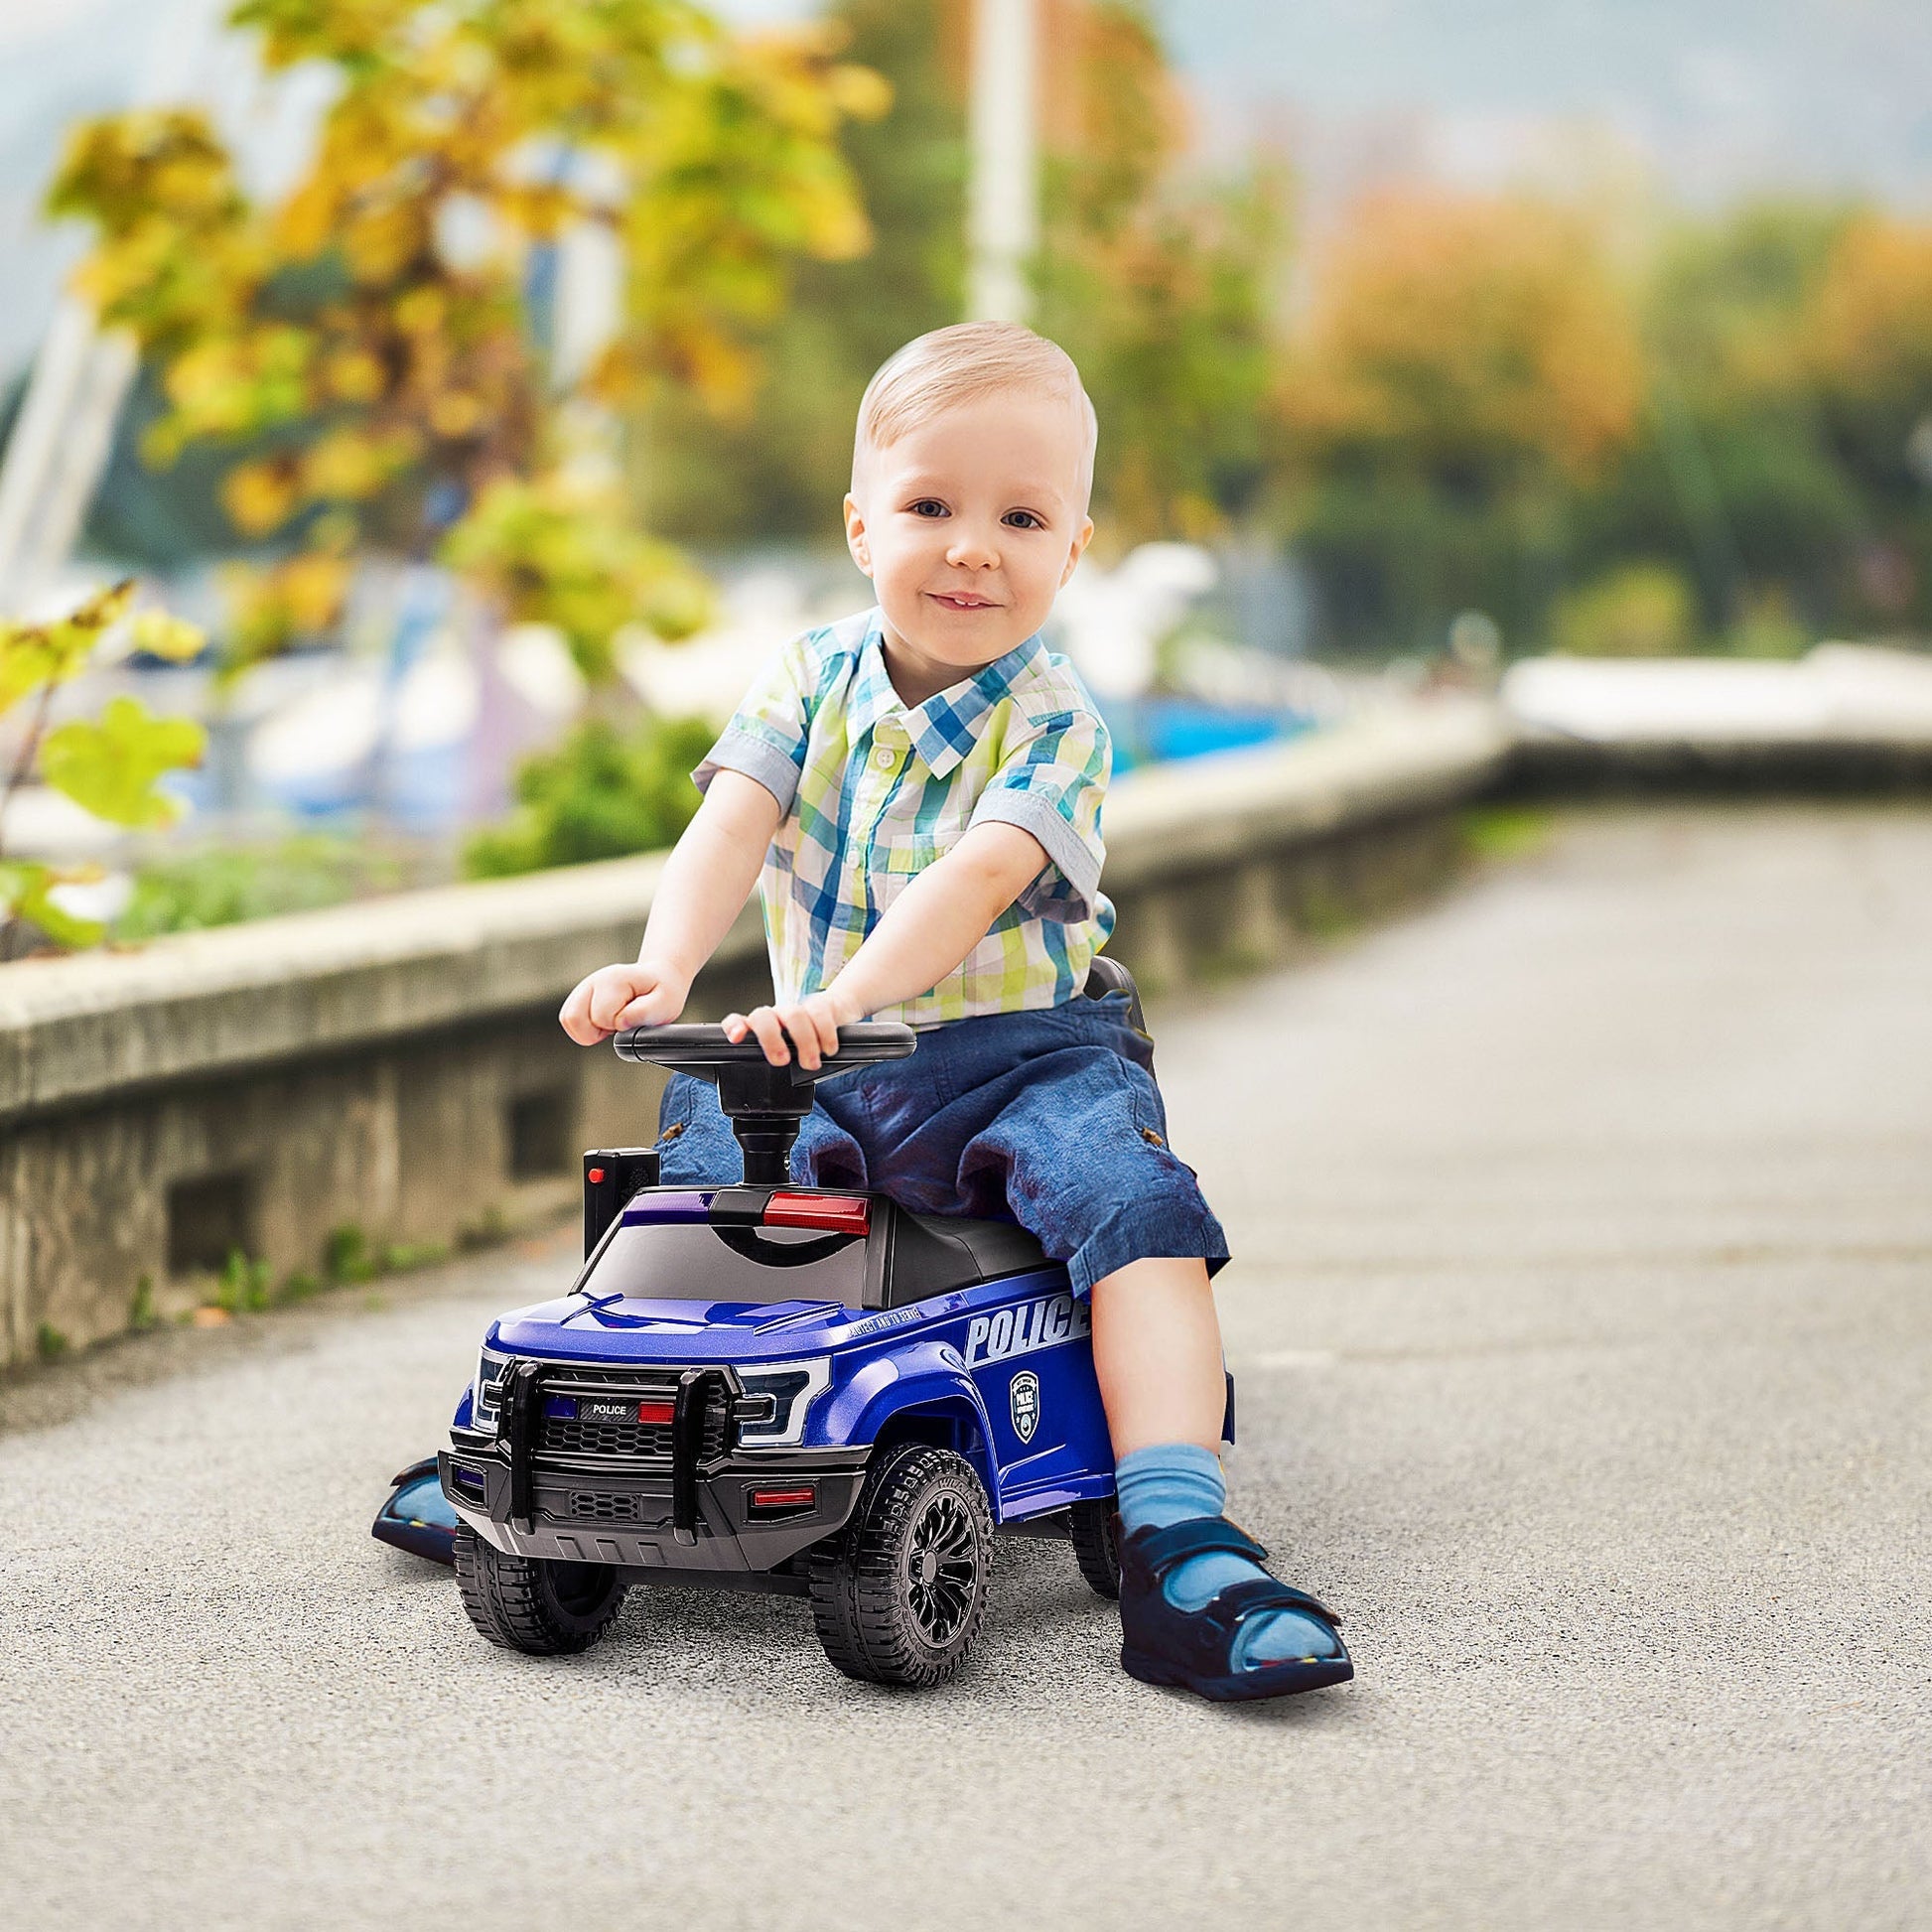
left=442, top=474, right=713, bottom=678
left=0, top=581, right=137, bottom=715
left=0, top=860, right=109, bottom=950
left=39, top=698, right=206, bottom=831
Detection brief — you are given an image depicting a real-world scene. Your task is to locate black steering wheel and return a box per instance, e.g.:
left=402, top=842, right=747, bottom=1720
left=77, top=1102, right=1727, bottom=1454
left=613, top=1021, right=916, bottom=1085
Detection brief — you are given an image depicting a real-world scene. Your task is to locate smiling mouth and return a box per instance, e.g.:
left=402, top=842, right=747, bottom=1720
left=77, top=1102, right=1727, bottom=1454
left=928, top=592, right=1001, bottom=611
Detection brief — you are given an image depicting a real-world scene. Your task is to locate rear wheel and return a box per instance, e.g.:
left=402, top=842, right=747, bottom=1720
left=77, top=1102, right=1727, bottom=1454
left=808, top=1444, right=993, bottom=1687
left=1068, top=1498, right=1122, bottom=1598
left=454, top=1523, right=626, bottom=1655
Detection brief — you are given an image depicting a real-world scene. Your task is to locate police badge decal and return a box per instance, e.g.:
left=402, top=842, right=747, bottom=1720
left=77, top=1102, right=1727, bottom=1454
left=1009, top=1369, right=1040, bottom=1444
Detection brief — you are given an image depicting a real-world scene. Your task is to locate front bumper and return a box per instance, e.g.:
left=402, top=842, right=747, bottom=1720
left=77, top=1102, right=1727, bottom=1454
left=440, top=1444, right=869, bottom=1575
left=441, top=1358, right=869, bottom=1577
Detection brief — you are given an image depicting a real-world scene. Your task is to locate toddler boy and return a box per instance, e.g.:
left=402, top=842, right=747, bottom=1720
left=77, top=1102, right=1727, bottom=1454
left=559, top=322, right=1350, bottom=1701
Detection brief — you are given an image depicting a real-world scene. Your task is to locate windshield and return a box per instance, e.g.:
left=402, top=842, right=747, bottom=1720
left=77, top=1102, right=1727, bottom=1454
left=581, top=1219, right=867, bottom=1308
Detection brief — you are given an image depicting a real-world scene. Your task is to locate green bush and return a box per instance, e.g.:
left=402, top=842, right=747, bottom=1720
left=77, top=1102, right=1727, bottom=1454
left=118, top=834, right=408, bottom=939
left=463, top=714, right=717, bottom=879
left=1552, top=563, right=1699, bottom=657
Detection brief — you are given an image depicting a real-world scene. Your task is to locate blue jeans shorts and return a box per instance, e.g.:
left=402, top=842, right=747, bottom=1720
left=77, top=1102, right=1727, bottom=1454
left=655, top=991, right=1229, bottom=1299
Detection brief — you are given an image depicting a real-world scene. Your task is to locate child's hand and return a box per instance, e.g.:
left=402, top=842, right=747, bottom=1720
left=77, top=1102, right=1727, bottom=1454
left=722, top=988, right=859, bottom=1071
left=559, top=958, right=690, bottom=1043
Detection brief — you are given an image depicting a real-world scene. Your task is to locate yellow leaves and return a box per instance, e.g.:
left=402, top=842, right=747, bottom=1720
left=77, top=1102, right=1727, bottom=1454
left=1806, top=213, right=1932, bottom=395
left=1284, top=189, right=1642, bottom=484
left=0, top=581, right=136, bottom=714
left=324, top=347, right=388, bottom=404
left=428, top=391, right=486, bottom=439
left=343, top=201, right=431, bottom=284
left=219, top=553, right=352, bottom=667
left=48, top=0, right=885, bottom=693
left=222, top=459, right=303, bottom=536
left=40, top=697, right=205, bottom=831
left=394, top=284, right=449, bottom=336
left=302, top=424, right=418, bottom=500
left=129, top=611, right=208, bottom=662
left=441, top=473, right=713, bottom=678
left=276, top=177, right=346, bottom=261
left=828, top=62, right=892, bottom=124
left=46, top=109, right=240, bottom=238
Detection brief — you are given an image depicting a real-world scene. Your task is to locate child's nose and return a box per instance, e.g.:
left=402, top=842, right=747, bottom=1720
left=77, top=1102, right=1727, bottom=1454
left=945, top=523, right=1000, bottom=569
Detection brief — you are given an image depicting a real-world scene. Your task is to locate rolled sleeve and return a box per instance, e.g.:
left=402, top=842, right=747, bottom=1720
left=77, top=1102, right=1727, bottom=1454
left=692, top=633, right=814, bottom=815
left=967, top=706, right=1110, bottom=921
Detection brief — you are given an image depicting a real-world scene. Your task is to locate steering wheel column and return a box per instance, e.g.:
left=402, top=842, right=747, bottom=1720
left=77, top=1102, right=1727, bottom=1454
left=615, top=1022, right=917, bottom=1185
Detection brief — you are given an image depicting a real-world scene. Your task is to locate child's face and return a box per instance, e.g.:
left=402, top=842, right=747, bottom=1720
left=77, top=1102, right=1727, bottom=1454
left=844, top=389, right=1094, bottom=702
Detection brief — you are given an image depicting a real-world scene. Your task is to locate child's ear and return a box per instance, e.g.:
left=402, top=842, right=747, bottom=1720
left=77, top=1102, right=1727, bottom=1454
left=844, top=493, right=873, bottom=576
left=1059, top=514, right=1095, bottom=587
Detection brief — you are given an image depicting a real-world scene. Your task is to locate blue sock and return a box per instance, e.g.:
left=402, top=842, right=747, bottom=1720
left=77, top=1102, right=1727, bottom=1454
left=1114, top=1443, right=1339, bottom=1671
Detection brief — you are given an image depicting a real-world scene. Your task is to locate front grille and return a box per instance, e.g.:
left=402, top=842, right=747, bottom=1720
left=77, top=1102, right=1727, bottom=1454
left=569, top=1491, right=643, bottom=1523
left=531, top=1372, right=732, bottom=1466
left=543, top=1416, right=673, bottom=1458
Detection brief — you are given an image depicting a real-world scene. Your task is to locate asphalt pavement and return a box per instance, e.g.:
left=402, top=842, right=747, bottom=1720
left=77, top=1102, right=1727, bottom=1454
left=2, top=804, right=1928, bottom=1931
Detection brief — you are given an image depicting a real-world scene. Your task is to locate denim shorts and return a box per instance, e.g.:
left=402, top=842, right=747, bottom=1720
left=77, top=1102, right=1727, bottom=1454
left=655, top=991, right=1229, bottom=1299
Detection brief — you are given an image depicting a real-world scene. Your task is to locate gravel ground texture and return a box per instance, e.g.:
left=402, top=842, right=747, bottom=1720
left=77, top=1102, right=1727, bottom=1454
left=2, top=803, right=1928, bottom=1932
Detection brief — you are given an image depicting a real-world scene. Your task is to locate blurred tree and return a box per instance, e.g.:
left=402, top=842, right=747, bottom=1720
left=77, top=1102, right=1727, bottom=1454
left=1033, top=1, right=1290, bottom=543
left=638, top=0, right=967, bottom=543
left=639, top=0, right=1287, bottom=552
left=1570, top=202, right=1866, bottom=641
left=47, top=0, right=887, bottom=676
left=1277, top=189, right=1643, bottom=654
left=1805, top=212, right=1932, bottom=624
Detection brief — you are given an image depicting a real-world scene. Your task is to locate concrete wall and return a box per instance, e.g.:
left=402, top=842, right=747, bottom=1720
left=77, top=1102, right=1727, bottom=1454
left=0, top=702, right=1510, bottom=1366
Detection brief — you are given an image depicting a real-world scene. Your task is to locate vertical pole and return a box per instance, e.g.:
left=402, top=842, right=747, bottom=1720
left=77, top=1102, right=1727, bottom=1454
left=966, top=0, right=1038, bottom=324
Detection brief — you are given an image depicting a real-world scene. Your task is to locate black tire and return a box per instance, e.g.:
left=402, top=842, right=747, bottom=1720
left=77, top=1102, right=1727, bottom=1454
left=454, top=1523, right=626, bottom=1655
left=808, top=1444, right=993, bottom=1687
left=1068, top=1498, right=1122, bottom=1598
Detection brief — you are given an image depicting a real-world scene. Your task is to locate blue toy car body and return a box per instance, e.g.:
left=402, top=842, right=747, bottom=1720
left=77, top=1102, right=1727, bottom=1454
left=402, top=973, right=1231, bottom=1684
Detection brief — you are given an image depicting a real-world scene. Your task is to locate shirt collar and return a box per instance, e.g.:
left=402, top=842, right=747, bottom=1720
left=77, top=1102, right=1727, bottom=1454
left=850, top=614, right=1043, bottom=779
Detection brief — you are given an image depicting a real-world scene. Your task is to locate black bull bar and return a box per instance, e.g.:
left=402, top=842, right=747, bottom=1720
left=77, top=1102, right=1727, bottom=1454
left=496, top=1359, right=738, bottom=1545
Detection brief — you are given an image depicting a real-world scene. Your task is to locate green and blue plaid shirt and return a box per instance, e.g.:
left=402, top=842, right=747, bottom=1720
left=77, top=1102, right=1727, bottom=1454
left=695, top=607, right=1115, bottom=1025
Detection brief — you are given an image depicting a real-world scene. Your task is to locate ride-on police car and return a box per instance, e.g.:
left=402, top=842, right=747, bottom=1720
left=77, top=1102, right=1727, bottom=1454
left=374, top=961, right=1233, bottom=1687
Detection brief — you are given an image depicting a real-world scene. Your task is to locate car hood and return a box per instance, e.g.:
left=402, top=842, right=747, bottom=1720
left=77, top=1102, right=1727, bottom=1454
left=488, top=1293, right=927, bottom=1362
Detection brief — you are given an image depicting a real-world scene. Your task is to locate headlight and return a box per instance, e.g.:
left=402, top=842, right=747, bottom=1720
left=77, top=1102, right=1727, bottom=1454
left=471, top=1346, right=512, bottom=1434
left=734, top=1357, right=832, bottom=1449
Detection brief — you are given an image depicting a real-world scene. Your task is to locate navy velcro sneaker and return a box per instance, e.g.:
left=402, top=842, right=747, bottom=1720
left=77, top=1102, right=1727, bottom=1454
left=1117, top=1517, right=1353, bottom=1703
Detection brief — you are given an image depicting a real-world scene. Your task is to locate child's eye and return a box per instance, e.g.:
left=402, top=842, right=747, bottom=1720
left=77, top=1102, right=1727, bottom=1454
left=1003, top=509, right=1044, bottom=530
left=908, top=499, right=948, bottom=518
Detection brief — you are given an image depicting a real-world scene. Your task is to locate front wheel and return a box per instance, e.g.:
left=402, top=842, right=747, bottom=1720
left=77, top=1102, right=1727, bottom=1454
left=808, top=1444, right=993, bottom=1687
left=454, top=1524, right=626, bottom=1655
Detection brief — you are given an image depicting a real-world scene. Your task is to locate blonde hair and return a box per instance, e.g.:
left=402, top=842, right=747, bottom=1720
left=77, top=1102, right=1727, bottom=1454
left=853, top=322, right=1098, bottom=509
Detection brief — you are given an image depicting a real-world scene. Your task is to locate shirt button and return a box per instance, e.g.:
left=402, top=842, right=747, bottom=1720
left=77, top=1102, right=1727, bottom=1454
left=875, top=747, right=897, bottom=768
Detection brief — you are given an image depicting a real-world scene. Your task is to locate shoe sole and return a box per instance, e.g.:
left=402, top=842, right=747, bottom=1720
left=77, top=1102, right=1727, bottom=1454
left=1121, top=1645, right=1354, bottom=1703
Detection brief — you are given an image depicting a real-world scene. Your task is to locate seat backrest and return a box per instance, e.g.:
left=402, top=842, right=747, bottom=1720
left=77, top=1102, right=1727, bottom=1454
left=1081, top=954, right=1146, bottom=1033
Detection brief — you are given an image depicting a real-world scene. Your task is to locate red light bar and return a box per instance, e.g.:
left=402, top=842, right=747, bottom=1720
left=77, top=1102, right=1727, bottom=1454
left=750, top=1486, right=816, bottom=1509
left=764, top=1191, right=870, bottom=1235
left=635, top=1400, right=675, bottom=1425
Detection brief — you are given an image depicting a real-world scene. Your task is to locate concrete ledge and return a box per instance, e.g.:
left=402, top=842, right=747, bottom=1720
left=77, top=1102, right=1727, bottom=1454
left=0, top=700, right=1507, bottom=1365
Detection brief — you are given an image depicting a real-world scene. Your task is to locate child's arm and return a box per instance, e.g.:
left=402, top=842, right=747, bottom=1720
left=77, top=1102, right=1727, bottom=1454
left=558, top=771, right=783, bottom=1043
left=723, top=823, right=1050, bottom=1069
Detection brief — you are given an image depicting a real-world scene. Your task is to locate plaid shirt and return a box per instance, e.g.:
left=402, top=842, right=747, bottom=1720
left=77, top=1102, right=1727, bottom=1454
left=694, top=607, right=1115, bottom=1025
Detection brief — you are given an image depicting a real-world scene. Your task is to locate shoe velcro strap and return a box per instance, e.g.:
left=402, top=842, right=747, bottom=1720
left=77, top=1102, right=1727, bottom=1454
left=1208, top=1575, right=1342, bottom=1632
left=1132, top=1516, right=1270, bottom=1577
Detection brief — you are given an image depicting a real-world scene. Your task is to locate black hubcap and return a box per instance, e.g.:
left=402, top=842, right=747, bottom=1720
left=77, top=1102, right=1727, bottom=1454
left=904, top=1492, right=978, bottom=1646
